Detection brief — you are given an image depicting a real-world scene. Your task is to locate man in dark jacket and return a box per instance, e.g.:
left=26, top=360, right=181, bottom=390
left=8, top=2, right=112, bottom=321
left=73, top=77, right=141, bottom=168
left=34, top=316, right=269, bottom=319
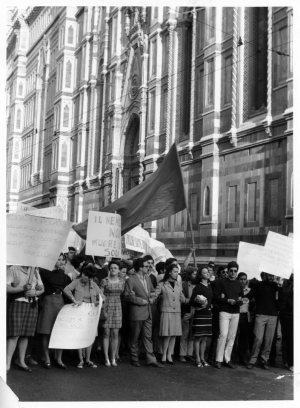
left=247, top=272, right=278, bottom=370
left=213, top=261, right=243, bottom=369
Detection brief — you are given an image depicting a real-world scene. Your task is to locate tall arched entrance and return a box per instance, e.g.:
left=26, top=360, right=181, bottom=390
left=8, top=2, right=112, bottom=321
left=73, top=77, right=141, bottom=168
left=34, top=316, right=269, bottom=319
left=123, top=115, right=140, bottom=194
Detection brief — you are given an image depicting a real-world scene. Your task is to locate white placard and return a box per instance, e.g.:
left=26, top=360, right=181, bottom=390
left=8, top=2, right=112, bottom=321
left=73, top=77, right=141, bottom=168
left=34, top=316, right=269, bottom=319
left=259, top=231, right=293, bottom=279
left=124, top=226, right=153, bottom=253
left=237, top=242, right=264, bottom=280
left=16, top=202, right=36, bottom=213
left=25, top=206, right=64, bottom=220
left=86, top=211, right=121, bottom=257
left=6, top=213, right=73, bottom=270
left=61, top=229, right=84, bottom=253
left=49, top=300, right=102, bottom=349
left=150, top=246, right=173, bottom=263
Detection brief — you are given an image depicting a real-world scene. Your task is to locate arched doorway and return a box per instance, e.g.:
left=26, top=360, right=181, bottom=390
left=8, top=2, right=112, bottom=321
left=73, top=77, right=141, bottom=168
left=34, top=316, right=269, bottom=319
left=123, top=115, right=140, bottom=194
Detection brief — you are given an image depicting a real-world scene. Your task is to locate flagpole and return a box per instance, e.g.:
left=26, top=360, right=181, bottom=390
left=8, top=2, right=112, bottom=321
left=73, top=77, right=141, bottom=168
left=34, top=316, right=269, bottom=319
left=187, top=210, right=197, bottom=267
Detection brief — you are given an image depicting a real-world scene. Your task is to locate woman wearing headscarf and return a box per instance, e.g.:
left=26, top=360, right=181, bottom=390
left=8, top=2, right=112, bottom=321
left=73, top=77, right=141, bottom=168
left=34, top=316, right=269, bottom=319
left=36, top=253, right=71, bottom=369
left=6, top=265, right=44, bottom=372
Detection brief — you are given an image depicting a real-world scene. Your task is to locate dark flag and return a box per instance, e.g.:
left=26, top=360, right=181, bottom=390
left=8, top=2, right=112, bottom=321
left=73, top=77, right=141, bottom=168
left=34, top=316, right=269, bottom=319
left=73, top=143, right=186, bottom=238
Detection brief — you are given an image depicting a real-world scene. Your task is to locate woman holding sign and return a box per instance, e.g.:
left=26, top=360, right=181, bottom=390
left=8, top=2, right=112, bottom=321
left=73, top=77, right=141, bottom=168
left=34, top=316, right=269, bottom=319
left=36, top=253, right=71, bottom=369
left=64, top=264, right=104, bottom=368
left=100, top=260, right=125, bottom=367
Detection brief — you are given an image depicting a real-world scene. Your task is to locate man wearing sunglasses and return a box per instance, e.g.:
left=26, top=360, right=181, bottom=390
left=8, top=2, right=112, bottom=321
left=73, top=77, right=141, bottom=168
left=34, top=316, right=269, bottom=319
left=213, top=261, right=244, bottom=369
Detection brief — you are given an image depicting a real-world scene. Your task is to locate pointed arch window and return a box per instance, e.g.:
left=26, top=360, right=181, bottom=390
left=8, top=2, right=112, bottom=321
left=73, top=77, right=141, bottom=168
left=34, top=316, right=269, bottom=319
left=12, top=170, right=18, bottom=189
left=68, top=25, right=74, bottom=44
left=63, top=105, right=70, bottom=127
left=16, top=109, right=21, bottom=129
left=204, top=186, right=210, bottom=216
left=18, top=82, right=23, bottom=96
left=61, top=141, right=68, bottom=168
left=65, top=61, right=72, bottom=88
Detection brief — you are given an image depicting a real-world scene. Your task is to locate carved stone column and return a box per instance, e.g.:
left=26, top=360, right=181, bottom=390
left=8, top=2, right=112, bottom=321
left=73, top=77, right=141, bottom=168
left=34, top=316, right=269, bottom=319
left=165, top=19, right=176, bottom=154
left=262, top=7, right=273, bottom=137
left=228, top=7, right=238, bottom=146
left=188, top=8, right=197, bottom=158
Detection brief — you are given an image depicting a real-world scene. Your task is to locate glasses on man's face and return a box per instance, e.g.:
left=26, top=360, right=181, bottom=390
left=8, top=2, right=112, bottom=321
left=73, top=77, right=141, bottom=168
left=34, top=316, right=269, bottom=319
left=229, top=269, right=237, bottom=273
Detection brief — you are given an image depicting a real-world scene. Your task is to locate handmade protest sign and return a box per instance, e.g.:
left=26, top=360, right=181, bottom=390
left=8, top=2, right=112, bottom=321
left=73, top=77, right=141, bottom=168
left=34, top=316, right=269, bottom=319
left=86, top=211, right=121, bottom=257
left=16, top=202, right=36, bottom=213
left=49, top=299, right=102, bottom=349
left=6, top=213, right=73, bottom=270
left=259, top=231, right=293, bottom=279
left=237, top=242, right=264, bottom=280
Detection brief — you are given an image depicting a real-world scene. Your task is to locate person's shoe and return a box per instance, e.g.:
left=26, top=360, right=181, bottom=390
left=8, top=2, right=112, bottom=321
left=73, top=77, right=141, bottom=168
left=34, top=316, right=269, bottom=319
left=26, top=355, right=38, bottom=365
left=148, top=362, right=164, bottom=368
left=261, top=362, right=269, bottom=370
left=179, top=356, right=186, bottom=363
left=104, top=359, right=111, bottom=367
left=166, top=358, right=174, bottom=365
left=16, top=363, right=32, bottom=372
left=44, top=361, right=51, bottom=369
left=195, top=360, right=203, bottom=368
left=224, top=361, right=235, bottom=369
left=201, top=360, right=210, bottom=367
left=214, top=362, right=221, bottom=369
left=55, top=361, right=67, bottom=370
left=270, top=360, right=278, bottom=368
left=77, top=360, right=84, bottom=369
left=207, top=359, right=214, bottom=366
left=85, top=361, right=97, bottom=368
left=132, top=361, right=140, bottom=367
left=110, top=359, right=117, bottom=367
left=247, top=363, right=254, bottom=370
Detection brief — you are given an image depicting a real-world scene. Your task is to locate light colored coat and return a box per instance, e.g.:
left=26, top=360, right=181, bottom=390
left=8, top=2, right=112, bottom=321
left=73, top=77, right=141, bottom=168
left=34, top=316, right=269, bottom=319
left=155, top=280, right=187, bottom=313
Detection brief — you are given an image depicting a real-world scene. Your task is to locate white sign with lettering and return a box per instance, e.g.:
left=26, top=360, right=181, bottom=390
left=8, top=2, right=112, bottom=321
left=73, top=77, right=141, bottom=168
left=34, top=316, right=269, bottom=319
left=86, top=211, right=121, bottom=257
left=49, top=300, right=102, bottom=349
left=237, top=242, right=264, bottom=280
left=259, top=231, right=293, bottom=279
left=16, top=202, right=36, bottom=213
left=6, top=213, right=73, bottom=269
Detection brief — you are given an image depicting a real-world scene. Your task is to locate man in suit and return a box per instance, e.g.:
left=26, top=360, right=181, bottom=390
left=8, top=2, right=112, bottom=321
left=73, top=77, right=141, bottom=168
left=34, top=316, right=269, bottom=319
left=124, top=257, right=164, bottom=368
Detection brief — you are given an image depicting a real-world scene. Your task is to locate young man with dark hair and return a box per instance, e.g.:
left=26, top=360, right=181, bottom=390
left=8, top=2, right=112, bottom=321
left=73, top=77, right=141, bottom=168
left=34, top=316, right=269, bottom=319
left=64, top=246, right=76, bottom=275
left=124, top=257, right=164, bottom=368
left=213, top=261, right=243, bottom=369
left=247, top=272, right=279, bottom=370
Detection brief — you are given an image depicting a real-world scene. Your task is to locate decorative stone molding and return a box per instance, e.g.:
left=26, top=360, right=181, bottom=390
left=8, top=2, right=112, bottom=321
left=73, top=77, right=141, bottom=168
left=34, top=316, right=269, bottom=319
left=228, top=7, right=238, bottom=147
left=165, top=19, right=177, bottom=154
left=188, top=8, right=197, bottom=159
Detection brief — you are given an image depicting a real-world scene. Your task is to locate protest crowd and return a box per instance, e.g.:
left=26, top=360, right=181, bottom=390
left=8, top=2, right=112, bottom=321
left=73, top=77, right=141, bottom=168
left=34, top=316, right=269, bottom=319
left=6, top=246, right=294, bottom=375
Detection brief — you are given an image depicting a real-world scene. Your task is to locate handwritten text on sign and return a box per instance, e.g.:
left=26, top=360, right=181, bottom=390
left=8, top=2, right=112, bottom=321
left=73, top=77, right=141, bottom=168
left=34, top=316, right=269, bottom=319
left=49, top=300, right=102, bottom=349
left=86, top=211, right=121, bottom=257
left=259, top=231, right=293, bottom=279
left=6, top=213, right=73, bottom=270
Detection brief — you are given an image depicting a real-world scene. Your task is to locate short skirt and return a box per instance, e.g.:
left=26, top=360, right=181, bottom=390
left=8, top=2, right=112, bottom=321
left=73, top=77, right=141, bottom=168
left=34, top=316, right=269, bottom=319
left=36, top=294, right=64, bottom=335
left=159, top=312, right=182, bottom=336
left=192, top=308, right=212, bottom=337
left=7, top=300, right=38, bottom=337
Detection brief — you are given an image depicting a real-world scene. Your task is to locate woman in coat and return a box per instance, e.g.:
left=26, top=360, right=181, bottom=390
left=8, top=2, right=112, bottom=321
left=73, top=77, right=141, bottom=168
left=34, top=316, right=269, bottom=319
left=189, top=267, right=213, bottom=367
left=155, top=263, right=188, bottom=364
left=64, top=264, right=104, bottom=368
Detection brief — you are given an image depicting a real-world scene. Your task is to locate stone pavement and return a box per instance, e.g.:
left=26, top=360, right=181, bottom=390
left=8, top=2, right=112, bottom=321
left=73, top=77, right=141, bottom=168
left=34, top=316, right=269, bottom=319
left=6, top=352, right=293, bottom=402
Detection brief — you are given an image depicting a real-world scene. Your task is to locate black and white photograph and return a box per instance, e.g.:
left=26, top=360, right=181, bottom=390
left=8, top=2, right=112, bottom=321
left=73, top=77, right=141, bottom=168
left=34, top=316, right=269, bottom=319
left=2, top=1, right=297, bottom=406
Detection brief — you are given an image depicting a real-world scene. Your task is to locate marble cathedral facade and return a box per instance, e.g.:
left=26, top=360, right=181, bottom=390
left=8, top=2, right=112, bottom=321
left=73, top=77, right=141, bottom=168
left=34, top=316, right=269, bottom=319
left=6, top=6, right=293, bottom=263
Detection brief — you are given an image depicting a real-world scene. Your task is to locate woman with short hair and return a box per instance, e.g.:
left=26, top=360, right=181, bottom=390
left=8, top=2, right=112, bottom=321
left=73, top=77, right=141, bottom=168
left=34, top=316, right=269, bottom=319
left=64, top=264, right=103, bottom=368
left=190, top=267, right=213, bottom=367
left=100, top=261, right=125, bottom=367
left=155, top=264, right=188, bottom=364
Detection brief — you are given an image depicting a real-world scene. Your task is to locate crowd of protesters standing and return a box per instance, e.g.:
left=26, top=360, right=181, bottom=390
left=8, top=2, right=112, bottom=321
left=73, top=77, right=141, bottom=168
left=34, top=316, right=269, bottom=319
left=6, top=246, right=293, bottom=375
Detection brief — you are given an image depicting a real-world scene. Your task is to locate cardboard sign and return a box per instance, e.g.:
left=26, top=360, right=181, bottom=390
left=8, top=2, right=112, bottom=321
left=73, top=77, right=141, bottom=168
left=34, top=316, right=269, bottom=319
left=62, top=229, right=85, bottom=254
left=237, top=242, right=264, bottom=280
left=16, top=203, right=65, bottom=220
left=150, top=245, right=173, bottom=263
left=6, top=213, right=73, bottom=270
left=86, top=211, right=121, bottom=257
left=16, top=202, right=36, bottom=213
left=259, top=231, right=293, bottom=279
left=49, top=300, right=102, bottom=349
